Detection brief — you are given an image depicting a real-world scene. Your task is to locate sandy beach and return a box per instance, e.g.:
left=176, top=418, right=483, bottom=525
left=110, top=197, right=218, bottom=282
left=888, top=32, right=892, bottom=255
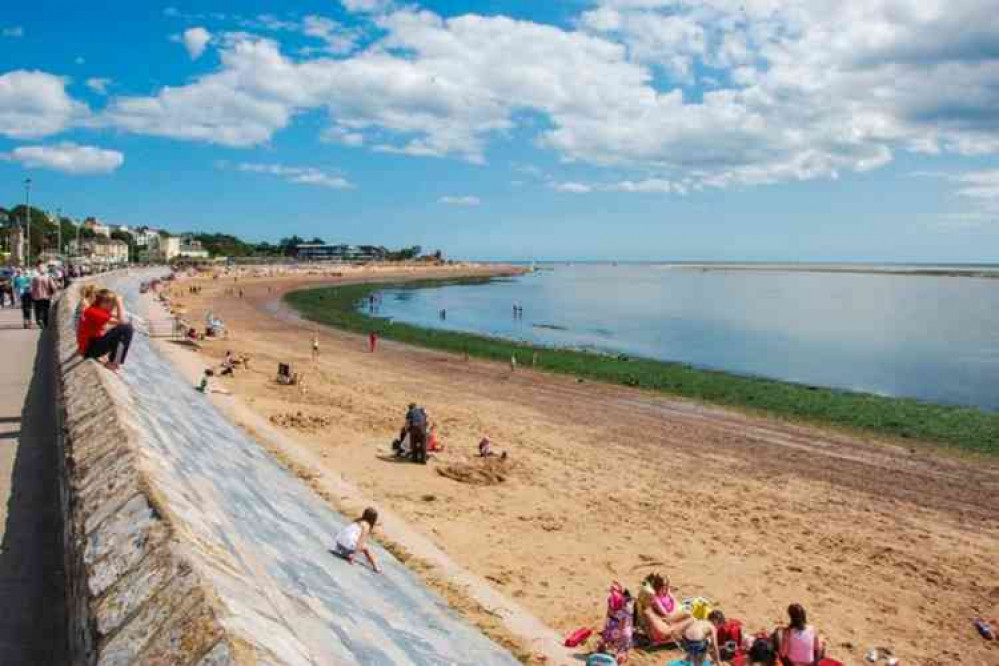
left=157, top=265, right=999, bottom=665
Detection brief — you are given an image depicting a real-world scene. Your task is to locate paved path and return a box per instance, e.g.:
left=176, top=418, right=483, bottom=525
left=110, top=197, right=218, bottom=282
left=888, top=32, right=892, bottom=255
left=104, top=272, right=518, bottom=665
left=0, top=306, right=67, bottom=664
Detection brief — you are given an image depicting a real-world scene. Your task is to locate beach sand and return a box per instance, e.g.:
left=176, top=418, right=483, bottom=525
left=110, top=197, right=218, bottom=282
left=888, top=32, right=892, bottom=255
left=158, top=266, right=999, bottom=665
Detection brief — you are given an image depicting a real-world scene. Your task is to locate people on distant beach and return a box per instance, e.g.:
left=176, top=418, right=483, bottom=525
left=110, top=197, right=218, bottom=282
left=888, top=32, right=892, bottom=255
left=368, top=331, right=378, bottom=353
left=219, top=350, right=236, bottom=376
left=196, top=369, right=230, bottom=395
left=681, top=610, right=725, bottom=666
left=402, top=403, right=429, bottom=464
left=333, top=507, right=382, bottom=573
left=78, top=289, right=134, bottom=371
left=427, top=423, right=444, bottom=453
left=478, top=436, right=507, bottom=459
left=312, top=333, right=320, bottom=362
left=775, top=604, right=825, bottom=666
left=635, top=573, right=693, bottom=646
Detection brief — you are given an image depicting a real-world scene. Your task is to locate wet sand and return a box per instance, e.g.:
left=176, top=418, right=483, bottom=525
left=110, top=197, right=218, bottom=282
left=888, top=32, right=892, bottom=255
left=161, top=266, right=999, bottom=665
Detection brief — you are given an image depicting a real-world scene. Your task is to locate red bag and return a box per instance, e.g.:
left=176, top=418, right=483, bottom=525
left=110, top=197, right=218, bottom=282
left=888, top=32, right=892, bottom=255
left=564, top=627, right=593, bottom=647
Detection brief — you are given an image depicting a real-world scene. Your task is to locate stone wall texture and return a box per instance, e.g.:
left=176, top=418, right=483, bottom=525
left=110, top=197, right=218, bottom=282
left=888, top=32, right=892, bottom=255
left=55, top=283, right=243, bottom=666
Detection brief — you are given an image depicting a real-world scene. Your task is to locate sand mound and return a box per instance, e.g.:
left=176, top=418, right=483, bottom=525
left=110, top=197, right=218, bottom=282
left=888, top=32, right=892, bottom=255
left=436, top=458, right=518, bottom=486
left=269, top=411, right=332, bottom=432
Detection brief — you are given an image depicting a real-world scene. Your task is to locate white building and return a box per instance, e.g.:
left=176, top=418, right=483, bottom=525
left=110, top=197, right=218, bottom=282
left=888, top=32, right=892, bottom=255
left=71, top=238, right=129, bottom=264
left=149, top=235, right=209, bottom=261
left=132, top=228, right=161, bottom=247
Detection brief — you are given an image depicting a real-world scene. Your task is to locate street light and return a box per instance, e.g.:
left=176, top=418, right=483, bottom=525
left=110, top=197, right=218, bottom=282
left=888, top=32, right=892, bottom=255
left=23, top=178, right=32, bottom=267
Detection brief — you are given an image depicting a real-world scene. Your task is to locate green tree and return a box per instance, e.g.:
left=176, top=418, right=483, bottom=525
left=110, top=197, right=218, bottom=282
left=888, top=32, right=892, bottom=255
left=278, top=235, right=305, bottom=256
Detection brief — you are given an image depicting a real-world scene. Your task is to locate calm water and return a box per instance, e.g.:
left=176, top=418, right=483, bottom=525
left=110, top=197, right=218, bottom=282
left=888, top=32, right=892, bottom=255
left=369, top=264, right=999, bottom=411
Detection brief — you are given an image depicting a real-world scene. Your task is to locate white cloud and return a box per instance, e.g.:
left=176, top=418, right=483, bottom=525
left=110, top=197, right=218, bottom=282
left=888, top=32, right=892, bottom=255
left=181, top=27, right=212, bottom=60
left=236, top=162, right=353, bottom=189
left=341, top=0, right=393, bottom=14
left=302, top=15, right=359, bottom=54
left=2, top=26, right=24, bottom=38
left=3, top=142, right=124, bottom=174
left=549, top=178, right=679, bottom=194
left=439, top=195, right=481, bottom=206
left=99, top=1, right=999, bottom=191
left=0, top=70, right=88, bottom=139
left=550, top=182, right=592, bottom=193
left=86, top=78, right=112, bottom=95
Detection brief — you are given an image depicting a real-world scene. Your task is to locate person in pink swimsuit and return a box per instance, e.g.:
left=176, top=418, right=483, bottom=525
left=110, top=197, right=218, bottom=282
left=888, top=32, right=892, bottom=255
left=776, top=604, right=825, bottom=666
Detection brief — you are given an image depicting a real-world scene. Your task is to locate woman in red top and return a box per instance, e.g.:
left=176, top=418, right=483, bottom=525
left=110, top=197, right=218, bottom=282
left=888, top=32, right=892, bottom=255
left=78, top=289, right=134, bottom=371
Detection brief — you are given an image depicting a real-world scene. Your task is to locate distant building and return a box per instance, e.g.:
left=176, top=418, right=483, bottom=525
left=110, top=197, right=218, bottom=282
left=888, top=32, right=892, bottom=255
left=83, top=217, right=111, bottom=238
left=149, top=235, right=209, bottom=262
left=71, top=238, right=129, bottom=264
left=295, top=244, right=387, bottom=262
left=132, top=227, right=161, bottom=247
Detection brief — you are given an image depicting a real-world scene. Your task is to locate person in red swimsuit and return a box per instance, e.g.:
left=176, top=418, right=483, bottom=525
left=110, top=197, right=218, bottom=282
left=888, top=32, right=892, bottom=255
left=77, top=289, right=134, bottom=371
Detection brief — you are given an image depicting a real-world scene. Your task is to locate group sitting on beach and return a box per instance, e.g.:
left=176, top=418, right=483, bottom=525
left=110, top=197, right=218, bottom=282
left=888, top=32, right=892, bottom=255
left=77, top=286, right=135, bottom=372
left=589, top=571, right=830, bottom=666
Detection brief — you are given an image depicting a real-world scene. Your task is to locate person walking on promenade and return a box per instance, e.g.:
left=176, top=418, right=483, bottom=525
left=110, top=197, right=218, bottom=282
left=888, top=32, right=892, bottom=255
left=30, top=262, right=59, bottom=328
left=13, top=269, right=33, bottom=328
left=78, top=290, right=134, bottom=371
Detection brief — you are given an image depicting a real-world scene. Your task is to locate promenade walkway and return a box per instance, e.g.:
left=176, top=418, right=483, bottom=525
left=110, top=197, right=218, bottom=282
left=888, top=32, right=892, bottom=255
left=98, top=272, right=518, bottom=665
left=0, top=306, right=66, bottom=664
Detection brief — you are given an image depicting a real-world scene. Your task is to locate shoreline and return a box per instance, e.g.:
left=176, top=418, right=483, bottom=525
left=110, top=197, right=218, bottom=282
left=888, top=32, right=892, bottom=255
left=285, top=278, right=999, bottom=457
left=161, top=265, right=999, bottom=665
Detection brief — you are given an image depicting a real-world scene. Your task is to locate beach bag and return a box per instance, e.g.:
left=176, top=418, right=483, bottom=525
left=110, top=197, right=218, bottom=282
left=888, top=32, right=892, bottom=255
left=565, top=627, right=593, bottom=648
left=682, top=597, right=714, bottom=620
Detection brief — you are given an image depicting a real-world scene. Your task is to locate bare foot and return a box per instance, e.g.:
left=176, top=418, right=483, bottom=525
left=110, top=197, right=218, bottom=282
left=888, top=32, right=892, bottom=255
left=105, top=361, right=121, bottom=372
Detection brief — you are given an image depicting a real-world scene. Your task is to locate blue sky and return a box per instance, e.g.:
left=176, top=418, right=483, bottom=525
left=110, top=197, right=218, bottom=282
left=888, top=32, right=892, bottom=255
left=1, top=0, right=997, bottom=261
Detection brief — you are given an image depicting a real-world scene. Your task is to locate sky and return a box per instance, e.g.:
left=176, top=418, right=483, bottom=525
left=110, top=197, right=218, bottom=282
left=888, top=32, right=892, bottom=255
left=1, top=0, right=997, bottom=262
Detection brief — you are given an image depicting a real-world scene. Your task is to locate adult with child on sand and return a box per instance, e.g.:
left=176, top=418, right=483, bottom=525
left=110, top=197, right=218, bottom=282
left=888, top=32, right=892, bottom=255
left=635, top=573, right=693, bottom=646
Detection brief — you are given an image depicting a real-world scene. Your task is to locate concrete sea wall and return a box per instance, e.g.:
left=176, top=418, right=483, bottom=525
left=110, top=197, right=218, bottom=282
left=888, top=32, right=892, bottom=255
left=55, top=282, right=242, bottom=665
left=54, top=274, right=519, bottom=665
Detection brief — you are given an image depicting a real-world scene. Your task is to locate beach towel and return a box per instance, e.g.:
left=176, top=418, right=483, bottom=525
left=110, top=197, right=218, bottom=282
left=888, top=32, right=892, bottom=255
left=585, top=654, right=618, bottom=666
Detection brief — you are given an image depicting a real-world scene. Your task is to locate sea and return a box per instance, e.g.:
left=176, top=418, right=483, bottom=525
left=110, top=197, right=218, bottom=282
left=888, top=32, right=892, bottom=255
left=367, top=263, right=999, bottom=412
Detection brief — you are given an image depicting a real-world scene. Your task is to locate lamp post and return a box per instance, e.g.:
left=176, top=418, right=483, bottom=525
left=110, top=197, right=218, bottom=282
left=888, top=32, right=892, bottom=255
left=23, top=178, right=32, bottom=267
left=56, top=207, right=62, bottom=259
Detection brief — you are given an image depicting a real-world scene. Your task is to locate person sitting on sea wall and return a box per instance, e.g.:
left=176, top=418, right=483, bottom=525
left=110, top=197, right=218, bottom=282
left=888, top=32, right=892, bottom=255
left=680, top=610, right=726, bottom=666
left=774, top=604, right=825, bottom=666
left=78, top=290, right=135, bottom=372
left=332, top=507, right=382, bottom=573
left=74, top=284, right=98, bottom=329
left=635, top=573, right=694, bottom=646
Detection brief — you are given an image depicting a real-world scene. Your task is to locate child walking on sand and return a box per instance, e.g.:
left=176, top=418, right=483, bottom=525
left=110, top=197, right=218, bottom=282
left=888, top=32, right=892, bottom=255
left=333, top=508, right=382, bottom=573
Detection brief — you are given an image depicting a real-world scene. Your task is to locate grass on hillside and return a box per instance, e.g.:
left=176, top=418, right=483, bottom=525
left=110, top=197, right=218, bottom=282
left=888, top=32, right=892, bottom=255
left=285, top=279, right=998, bottom=456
